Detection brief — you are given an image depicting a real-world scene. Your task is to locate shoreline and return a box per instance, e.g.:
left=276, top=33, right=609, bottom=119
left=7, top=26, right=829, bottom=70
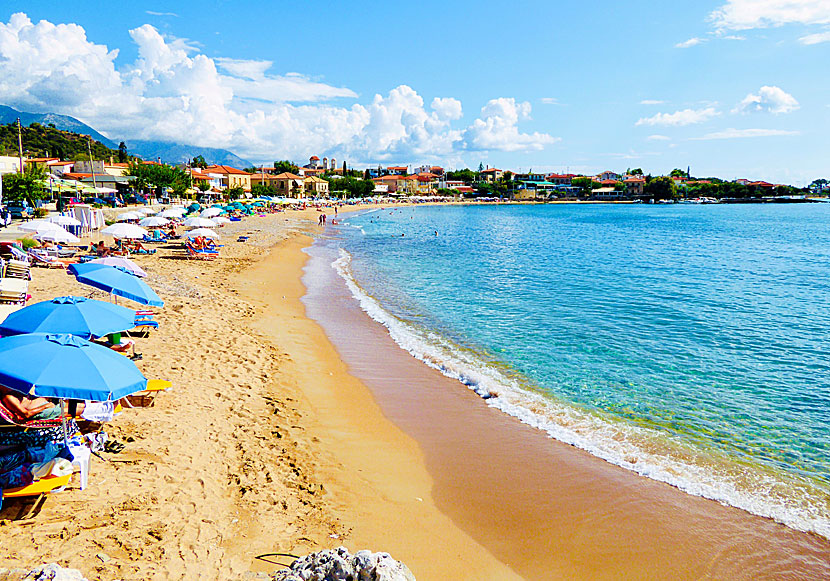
left=0, top=206, right=827, bottom=579
left=294, top=215, right=830, bottom=579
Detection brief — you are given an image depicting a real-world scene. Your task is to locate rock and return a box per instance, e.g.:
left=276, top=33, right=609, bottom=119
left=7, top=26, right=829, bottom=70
left=0, top=563, right=89, bottom=581
left=271, top=547, right=416, bottom=581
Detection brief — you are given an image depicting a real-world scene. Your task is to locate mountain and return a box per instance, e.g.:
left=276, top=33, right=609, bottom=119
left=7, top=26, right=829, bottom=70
left=0, top=104, right=252, bottom=168
left=0, top=121, right=121, bottom=161
left=0, top=104, right=117, bottom=149
left=126, top=140, right=252, bottom=168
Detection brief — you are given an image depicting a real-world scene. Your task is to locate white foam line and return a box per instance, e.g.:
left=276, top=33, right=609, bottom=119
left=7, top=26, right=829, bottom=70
left=331, top=247, right=830, bottom=540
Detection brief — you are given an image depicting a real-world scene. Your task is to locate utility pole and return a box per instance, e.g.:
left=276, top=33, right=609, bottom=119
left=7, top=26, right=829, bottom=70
left=87, top=137, right=98, bottom=190
left=16, top=118, right=24, bottom=174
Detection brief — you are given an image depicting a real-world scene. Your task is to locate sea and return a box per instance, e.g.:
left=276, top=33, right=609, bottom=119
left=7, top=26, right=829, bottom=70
left=311, top=202, right=830, bottom=540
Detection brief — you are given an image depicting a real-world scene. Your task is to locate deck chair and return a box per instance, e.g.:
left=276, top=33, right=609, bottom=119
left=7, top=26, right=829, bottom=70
left=2, top=473, right=72, bottom=518
left=0, top=277, right=28, bottom=304
left=27, top=250, right=66, bottom=269
left=4, top=258, right=31, bottom=280
left=185, top=245, right=218, bottom=260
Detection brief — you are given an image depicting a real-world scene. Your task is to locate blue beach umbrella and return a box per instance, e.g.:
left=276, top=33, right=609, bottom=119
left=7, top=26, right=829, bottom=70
left=0, top=333, right=147, bottom=401
left=0, top=296, right=136, bottom=339
left=68, top=264, right=164, bottom=307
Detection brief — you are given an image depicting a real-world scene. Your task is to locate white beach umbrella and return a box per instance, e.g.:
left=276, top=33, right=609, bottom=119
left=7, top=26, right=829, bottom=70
left=18, top=220, right=65, bottom=233
left=117, top=211, right=142, bottom=221
left=158, top=208, right=186, bottom=218
left=101, top=223, right=148, bottom=239
left=47, top=215, right=82, bottom=227
left=211, top=216, right=230, bottom=225
left=139, top=216, right=170, bottom=227
left=35, top=229, right=81, bottom=244
left=186, top=228, right=219, bottom=239
left=183, top=217, right=217, bottom=228
left=200, top=207, right=223, bottom=218
left=89, top=257, right=148, bottom=277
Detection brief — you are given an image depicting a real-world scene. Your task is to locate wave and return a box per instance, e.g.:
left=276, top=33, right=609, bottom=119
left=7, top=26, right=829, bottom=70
left=332, top=247, right=830, bottom=540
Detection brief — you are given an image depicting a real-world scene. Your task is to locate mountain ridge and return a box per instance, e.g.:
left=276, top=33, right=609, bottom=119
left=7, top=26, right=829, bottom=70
left=0, top=105, right=252, bottom=168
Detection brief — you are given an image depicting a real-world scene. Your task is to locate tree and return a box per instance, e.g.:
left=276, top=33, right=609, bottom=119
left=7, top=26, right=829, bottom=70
left=251, top=183, right=277, bottom=197
left=192, top=155, right=207, bottom=169
left=669, top=168, right=686, bottom=178
left=809, top=178, right=827, bottom=192
left=446, top=169, right=476, bottom=184
left=629, top=168, right=643, bottom=175
left=478, top=162, right=484, bottom=172
left=197, top=180, right=210, bottom=193
left=572, top=176, right=600, bottom=195
left=124, top=161, right=191, bottom=196
left=226, top=186, right=245, bottom=199
left=118, top=141, right=128, bottom=163
left=644, top=176, right=678, bottom=201
left=1, top=165, right=45, bottom=205
left=273, top=160, right=299, bottom=174
left=342, top=160, right=347, bottom=175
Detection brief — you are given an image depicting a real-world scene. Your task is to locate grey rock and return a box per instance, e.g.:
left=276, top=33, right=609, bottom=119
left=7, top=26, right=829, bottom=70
left=271, top=547, right=415, bottom=581
left=0, top=564, right=89, bottom=581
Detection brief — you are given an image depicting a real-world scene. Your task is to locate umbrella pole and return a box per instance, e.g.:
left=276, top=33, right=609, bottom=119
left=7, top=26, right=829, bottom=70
left=61, top=399, right=69, bottom=445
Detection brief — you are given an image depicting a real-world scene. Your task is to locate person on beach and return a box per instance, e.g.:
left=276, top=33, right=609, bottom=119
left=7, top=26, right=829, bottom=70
left=95, top=241, right=110, bottom=257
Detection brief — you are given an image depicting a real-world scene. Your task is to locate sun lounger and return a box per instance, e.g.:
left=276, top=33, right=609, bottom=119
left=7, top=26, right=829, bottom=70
left=185, top=244, right=218, bottom=260
left=0, top=278, right=28, bottom=304
left=27, top=250, right=66, bottom=269
left=4, top=258, right=31, bottom=280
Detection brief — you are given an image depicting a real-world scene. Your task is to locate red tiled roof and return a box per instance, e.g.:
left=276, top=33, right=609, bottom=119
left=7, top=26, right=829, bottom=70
left=480, top=168, right=502, bottom=173
left=204, top=164, right=250, bottom=175
left=310, top=156, right=320, bottom=160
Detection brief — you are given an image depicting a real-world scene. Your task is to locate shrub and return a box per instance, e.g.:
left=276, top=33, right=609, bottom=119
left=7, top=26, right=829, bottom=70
left=32, top=207, right=48, bottom=219
left=17, top=237, right=40, bottom=250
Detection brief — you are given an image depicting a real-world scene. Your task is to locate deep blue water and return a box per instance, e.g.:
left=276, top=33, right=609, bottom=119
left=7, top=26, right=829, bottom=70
left=332, top=203, right=830, bottom=537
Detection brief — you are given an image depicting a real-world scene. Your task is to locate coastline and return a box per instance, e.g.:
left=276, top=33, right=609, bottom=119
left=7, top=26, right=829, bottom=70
left=1, top=206, right=828, bottom=579
left=295, top=213, right=830, bottom=579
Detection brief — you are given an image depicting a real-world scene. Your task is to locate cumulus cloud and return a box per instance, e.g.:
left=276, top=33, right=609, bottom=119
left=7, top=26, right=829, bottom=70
left=692, top=128, right=800, bottom=139
left=799, top=29, right=830, bottom=44
left=709, top=0, right=830, bottom=30
left=733, top=86, right=799, bottom=114
left=636, top=107, right=720, bottom=126
left=0, top=13, right=557, bottom=163
left=676, top=37, right=706, bottom=48
left=462, top=98, right=560, bottom=152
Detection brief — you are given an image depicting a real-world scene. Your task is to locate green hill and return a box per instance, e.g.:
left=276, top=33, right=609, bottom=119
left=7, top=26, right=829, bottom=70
left=0, top=122, right=124, bottom=162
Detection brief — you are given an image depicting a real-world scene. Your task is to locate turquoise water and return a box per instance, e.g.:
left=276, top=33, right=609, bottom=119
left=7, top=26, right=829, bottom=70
left=331, top=203, right=830, bottom=537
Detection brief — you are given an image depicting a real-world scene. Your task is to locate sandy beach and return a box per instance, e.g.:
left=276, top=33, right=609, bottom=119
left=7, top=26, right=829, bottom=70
left=1, top=205, right=828, bottom=580
left=0, top=207, right=516, bottom=580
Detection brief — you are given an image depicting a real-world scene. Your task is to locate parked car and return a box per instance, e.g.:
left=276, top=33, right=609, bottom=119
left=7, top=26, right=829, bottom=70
left=7, top=202, right=33, bottom=219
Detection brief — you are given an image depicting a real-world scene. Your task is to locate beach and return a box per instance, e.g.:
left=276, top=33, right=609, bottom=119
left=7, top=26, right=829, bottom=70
left=1, top=206, right=829, bottom=580
left=0, top=207, right=516, bottom=580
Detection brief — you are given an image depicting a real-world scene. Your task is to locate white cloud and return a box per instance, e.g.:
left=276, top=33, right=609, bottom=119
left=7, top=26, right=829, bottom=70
left=540, top=97, right=560, bottom=105
left=799, top=29, right=830, bottom=44
left=676, top=37, right=706, bottom=48
left=462, top=98, right=560, bottom=152
left=710, top=0, right=830, bottom=30
left=640, top=99, right=664, bottom=105
left=733, top=86, right=799, bottom=114
left=0, top=13, right=557, bottom=163
left=146, top=11, right=178, bottom=17
left=692, top=128, right=800, bottom=140
left=647, top=134, right=671, bottom=141
left=636, top=107, right=720, bottom=126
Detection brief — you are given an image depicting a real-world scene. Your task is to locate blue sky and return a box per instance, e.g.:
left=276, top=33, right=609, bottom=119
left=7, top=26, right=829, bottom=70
left=1, top=1, right=827, bottom=184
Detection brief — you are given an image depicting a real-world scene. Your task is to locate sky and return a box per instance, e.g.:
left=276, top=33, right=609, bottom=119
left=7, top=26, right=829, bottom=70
left=0, top=1, right=827, bottom=185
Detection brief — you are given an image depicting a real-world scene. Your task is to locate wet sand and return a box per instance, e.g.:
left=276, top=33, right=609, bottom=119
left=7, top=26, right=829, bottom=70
left=293, top=230, right=830, bottom=580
